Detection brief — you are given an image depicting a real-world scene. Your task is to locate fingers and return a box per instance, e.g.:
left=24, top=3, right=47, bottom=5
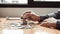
left=25, top=11, right=31, bottom=13
left=43, top=17, right=57, bottom=23
left=40, top=22, right=49, bottom=27
left=23, top=11, right=31, bottom=15
left=21, top=11, right=40, bottom=21
left=40, top=21, right=56, bottom=28
left=21, top=12, right=31, bottom=19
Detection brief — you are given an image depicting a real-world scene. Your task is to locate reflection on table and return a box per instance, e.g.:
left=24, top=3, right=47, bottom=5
left=0, top=18, right=60, bottom=34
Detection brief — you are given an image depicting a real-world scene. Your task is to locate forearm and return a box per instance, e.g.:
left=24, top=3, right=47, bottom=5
left=40, top=12, right=58, bottom=22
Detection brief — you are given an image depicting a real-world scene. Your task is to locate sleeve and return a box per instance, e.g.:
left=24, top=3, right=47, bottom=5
left=56, top=20, right=60, bottom=30
left=40, top=15, right=49, bottom=22
left=40, top=11, right=60, bottom=22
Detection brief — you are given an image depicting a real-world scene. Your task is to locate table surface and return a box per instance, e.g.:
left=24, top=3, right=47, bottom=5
left=0, top=18, right=60, bottom=34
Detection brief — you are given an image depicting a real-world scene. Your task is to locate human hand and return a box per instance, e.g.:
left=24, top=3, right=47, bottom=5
left=40, top=17, right=57, bottom=28
left=21, top=11, right=40, bottom=21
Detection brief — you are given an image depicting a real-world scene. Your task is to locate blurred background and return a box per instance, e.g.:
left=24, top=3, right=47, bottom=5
left=0, top=8, right=59, bottom=17
left=0, top=0, right=27, bottom=4
left=34, top=0, right=60, bottom=1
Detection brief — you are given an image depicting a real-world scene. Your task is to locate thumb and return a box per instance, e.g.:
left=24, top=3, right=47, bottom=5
left=40, top=22, right=47, bottom=26
left=40, top=22, right=44, bottom=26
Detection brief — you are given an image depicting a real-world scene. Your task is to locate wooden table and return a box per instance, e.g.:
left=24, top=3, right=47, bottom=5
left=0, top=18, right=60, bottom=34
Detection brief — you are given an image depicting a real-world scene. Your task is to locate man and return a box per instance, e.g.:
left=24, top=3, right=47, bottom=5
left=22, top=10, right=60, bottom=30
